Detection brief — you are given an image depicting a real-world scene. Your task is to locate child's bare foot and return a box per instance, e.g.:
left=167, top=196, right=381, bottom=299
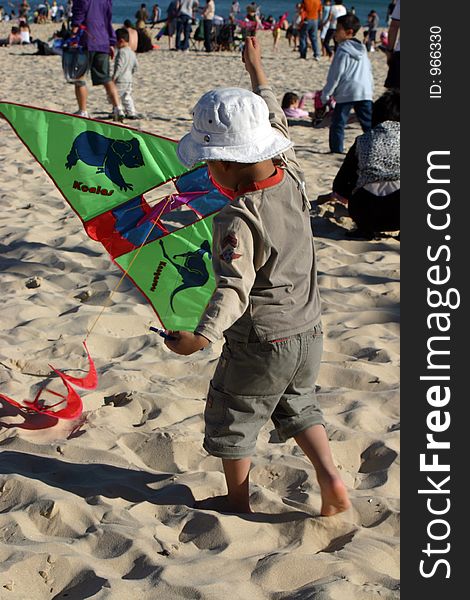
left=195, top=494, right=253, bottom=514
left=318, top=474, right=351, bottom=516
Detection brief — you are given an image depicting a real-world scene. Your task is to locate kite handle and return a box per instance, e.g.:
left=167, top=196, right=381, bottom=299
left=149, top=326, right=176, bottom=341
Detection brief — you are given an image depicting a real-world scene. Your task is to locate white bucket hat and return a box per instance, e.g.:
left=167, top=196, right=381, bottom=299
left=177, top=87, right=293, bottom=168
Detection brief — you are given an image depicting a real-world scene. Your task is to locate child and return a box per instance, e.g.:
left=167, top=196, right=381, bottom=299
left=286, top=3, right=303, bottom=50
left=272, top=18, right=282, bottom=52
left=282, top=90, right=335, bottom=126
left=164, top=36, right=351, bottom=517
left=113, top=28, right=139, bottom=119
left=321, top=13, right=373, bottom=153
left=364, top=10, right=379, bottom=51
left=281, top=91, right=314, bottom=119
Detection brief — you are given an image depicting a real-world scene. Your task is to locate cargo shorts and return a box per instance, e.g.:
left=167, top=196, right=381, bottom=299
left=88, top=51, right=112, bottom=86
left=203, top=323, right=325, bottom=459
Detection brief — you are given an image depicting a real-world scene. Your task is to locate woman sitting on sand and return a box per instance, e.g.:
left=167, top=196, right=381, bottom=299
left=317, top=89, right=400, bottom=240
left=19, top=21, right=32, bottom=44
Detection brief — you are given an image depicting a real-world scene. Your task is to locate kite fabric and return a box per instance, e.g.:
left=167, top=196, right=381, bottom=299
left=0, top=102, right=232, bottom=331
left=0, top=379, right=84, bottom=420
left=0, top=342, right=97, bottom=419
left=54, top=341, right=98, bottom=390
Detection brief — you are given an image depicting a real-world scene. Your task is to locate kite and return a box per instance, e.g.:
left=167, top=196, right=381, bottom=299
left=0, top=102, right=231, bottom=418
left=0, top=342, right=96, bottom=420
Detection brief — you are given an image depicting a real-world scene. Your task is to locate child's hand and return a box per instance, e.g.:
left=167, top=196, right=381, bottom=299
left=164, top=331, right=210, bottom=355
left=242, top=36, right=262, bottom=72
left=243, top=36, right=268, bottom=87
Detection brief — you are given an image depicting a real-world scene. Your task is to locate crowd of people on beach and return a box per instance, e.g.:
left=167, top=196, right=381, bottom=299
left=1, top=0, right=400, bottom=236
left=0, top=0, right=71, bottom=24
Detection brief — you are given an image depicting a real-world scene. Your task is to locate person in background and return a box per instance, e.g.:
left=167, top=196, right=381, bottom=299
left=19, top=0, right=30, bottom=21
left=66, top=0, right=73, bottom=27
left=320, top=0, right=331, bottom=56
left=317, top=90, right=400, bottom=240
left=0, top=26, right=22, bottom=45
left=19, top=20, right=32, bottom=43
left=245, top=1, right=259, bottom=36
left=229, top=0, right=240, bottom=22
left=384, top=0, right=399, bottom=89
left=123, top=19, right=139, bottom=51
left=320, top=13, right=373, bottom=153
left=272, top=15, right=283, bottom=52
left=386, top=0, right=396, bottom=25
left=150, top=3, right=161, bottom=27
left=176, top=0, right=197, bottom=51
left=364, top=9, right=379, bottom=52
left=323, top=0, right=346, bottom=57
left=156, top=0, right=180, bottom=49
left=50, top=0, right=59, bottom=21
left=135, top=3, right=149, bottom=28
left=57, top=3, right=65, bottom=21
left=287, top=3, right=303, bottom=50
left=136, top=18, right=154, bottom=52
left=113, top=28, right=139, bottom=119
left=281, top=91, right=315, bottom=119
left=37, top=3, right=48, bottom=23
left=299, top=0, right=322, bottom=60
left=70, top=0, right=124, bottom=121
left=202, top=0, right=215, bottom=52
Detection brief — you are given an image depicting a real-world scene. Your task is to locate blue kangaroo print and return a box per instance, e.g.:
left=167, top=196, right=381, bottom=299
left=65, top=131, right=144, bottom=191
left=159, top=239, right=212, bottom=311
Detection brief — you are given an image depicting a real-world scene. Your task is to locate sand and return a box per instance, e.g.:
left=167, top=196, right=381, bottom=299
left=0, top=23, right=399, bottom=600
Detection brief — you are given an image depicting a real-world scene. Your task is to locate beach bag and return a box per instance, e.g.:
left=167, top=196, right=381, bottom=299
left=62, top=46, right=89, bottom=82
left=62, top=28, right=88, bottom=83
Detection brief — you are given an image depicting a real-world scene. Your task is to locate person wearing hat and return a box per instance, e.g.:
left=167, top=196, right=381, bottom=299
left=164, top=36, right=351, bottom=517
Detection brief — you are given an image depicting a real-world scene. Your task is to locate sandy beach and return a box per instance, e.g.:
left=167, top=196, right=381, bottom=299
left=0, top=22, right=399, bottom=600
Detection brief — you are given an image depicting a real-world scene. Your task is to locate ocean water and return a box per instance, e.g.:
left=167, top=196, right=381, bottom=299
left=112, top=0, right=391, bottom=27
left=19, top=0, right=391, bottom=29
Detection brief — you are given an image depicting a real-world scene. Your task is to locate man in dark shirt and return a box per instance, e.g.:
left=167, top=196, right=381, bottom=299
left=70, top=0, right=124, bottom=120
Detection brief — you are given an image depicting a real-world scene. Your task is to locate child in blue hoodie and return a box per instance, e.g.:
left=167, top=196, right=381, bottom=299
left=321, top=14, right=374, bottom=153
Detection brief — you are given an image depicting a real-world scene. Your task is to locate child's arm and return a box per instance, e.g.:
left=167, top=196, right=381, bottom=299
left=112, top=50, right=123, bottom=81
left=299, top=91, right=315, bottom=109
left=243, top=37, right=301, bottom=170
left=165, top=213, right=265, bottom=355
left=321, top=53, right=347, bottom=105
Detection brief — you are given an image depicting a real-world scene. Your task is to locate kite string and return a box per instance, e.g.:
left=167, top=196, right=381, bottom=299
left=85, top=194, right=174, bottom=340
